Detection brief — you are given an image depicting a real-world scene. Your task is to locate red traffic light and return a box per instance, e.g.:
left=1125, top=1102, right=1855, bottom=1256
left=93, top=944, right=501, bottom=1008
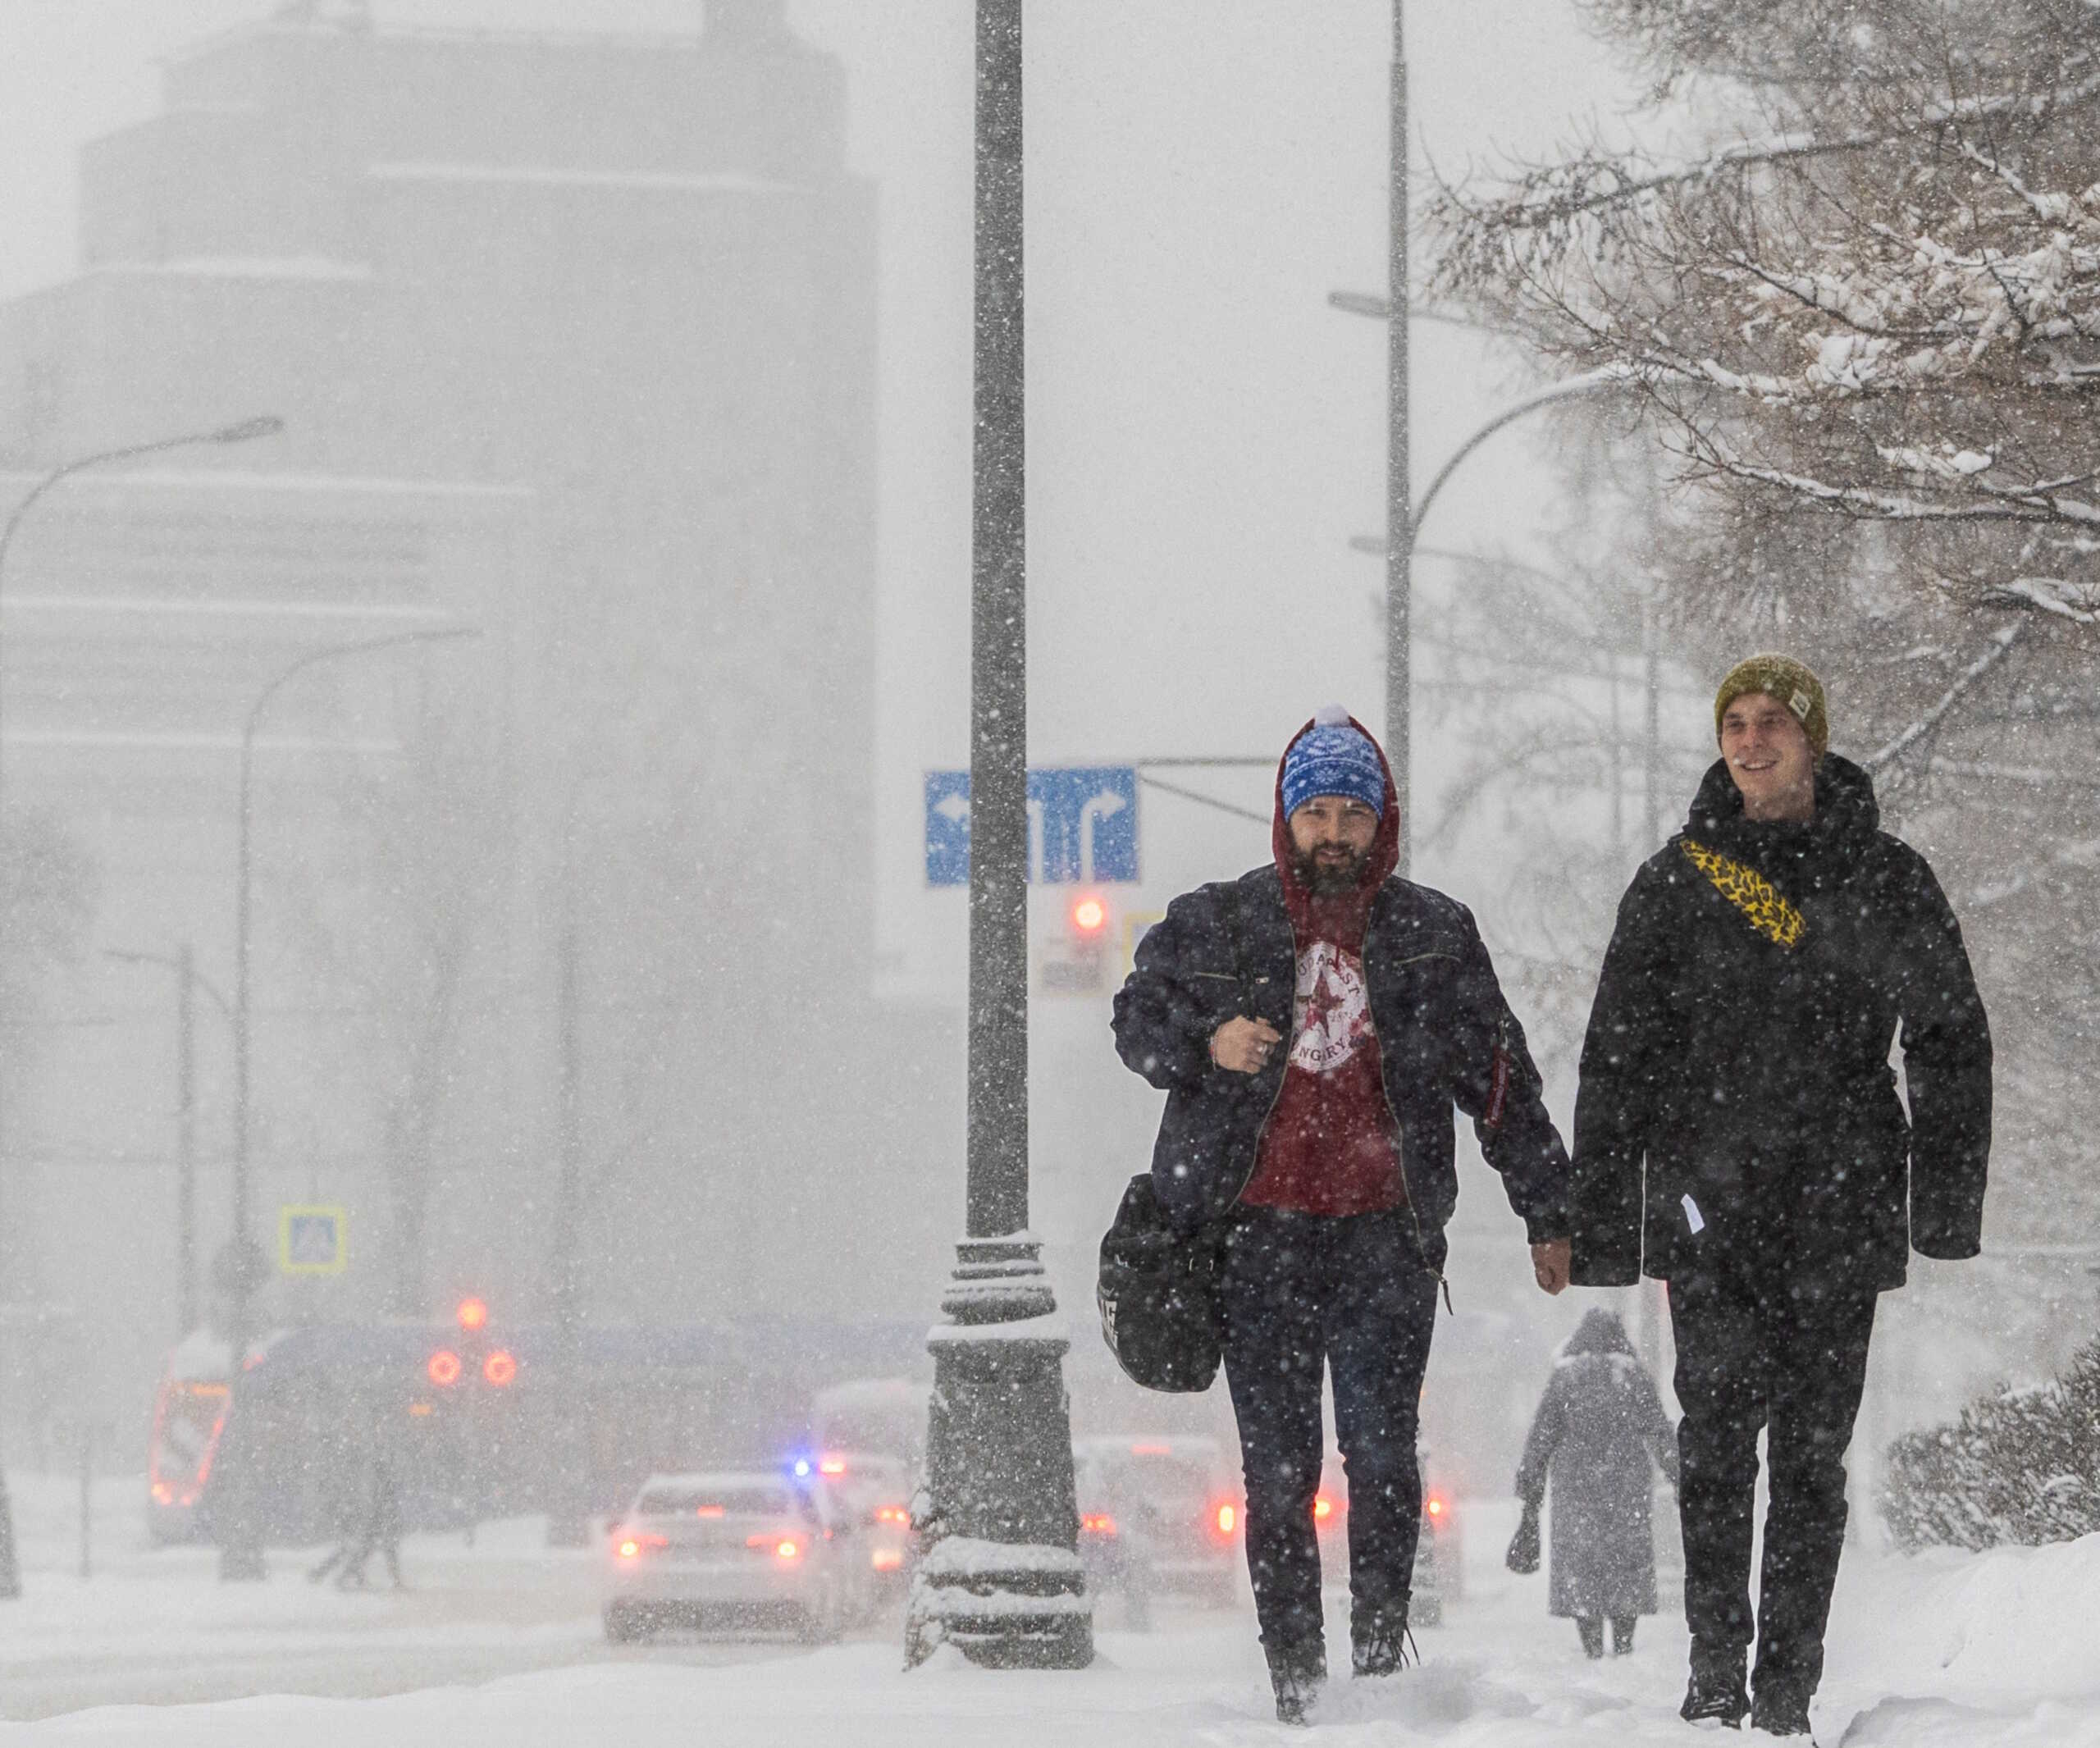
left=456, top=1297, right=489, bottom=1332
left=427, top=1349, right=463, bottom=1387
left=1070, top=893, right=1108, bottom=938
left=483, top=1349, right=518, bottom=1388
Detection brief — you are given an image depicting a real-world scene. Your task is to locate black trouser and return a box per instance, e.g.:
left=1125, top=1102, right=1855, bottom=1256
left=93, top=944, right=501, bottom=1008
left=1218, top=1207, right=1439, bottom=1657
left=1669, top=1266, right=1877, bottom=1700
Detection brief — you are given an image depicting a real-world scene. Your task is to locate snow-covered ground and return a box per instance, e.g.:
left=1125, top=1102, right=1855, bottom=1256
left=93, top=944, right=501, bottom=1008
left=4, top=1476, right=2097, bottom=1744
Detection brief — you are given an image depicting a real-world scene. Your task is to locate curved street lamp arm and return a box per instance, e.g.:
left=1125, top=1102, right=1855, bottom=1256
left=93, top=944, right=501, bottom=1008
left=1407, top=367, right=1643, bottom=555
left=0, top=419, right=285, bottom=586
left=240, top=626, right=482, bottom=748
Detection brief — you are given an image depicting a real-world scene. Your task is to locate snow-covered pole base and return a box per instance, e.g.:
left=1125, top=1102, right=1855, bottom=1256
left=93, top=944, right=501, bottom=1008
left=906, top=1235, right=1093, bottom=1672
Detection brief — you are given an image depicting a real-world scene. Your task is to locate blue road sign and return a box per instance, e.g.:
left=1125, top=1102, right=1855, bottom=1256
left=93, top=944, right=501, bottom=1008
left=924, top=766, right=1139, bottom=887
left=280, top=1205, right=346, bottom=1276
left=924, top=771, right=974, bottom=887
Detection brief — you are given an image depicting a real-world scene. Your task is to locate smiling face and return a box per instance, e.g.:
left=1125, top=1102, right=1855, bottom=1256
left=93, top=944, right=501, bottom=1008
left=1286, top=795, right=1381, bottom=894
left=1719, top=691, right=1818, bottom=822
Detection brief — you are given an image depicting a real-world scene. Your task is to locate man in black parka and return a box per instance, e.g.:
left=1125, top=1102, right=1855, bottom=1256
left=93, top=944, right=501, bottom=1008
left=1571, top=655, right=1991, bottom=1738
left=1112, top=706, right=1572, bottom=1725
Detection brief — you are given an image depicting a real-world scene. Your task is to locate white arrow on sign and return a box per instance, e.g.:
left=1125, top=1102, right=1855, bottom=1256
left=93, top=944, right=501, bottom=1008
left=1080, top=789, right=1129, bottom=883
left=1026, top=796, right=1046, bottom=884
left=934, top=792, right=971, bottom=824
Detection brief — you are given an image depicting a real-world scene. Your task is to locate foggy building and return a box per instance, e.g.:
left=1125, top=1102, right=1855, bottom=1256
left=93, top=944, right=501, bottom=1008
left=0, top=2, right=947, bottom=1445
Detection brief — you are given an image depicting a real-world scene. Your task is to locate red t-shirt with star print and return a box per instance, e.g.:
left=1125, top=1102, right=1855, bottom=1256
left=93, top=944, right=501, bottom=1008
left=1238, top=713, right=1408, bottom=1216
left=1238, top=937, right=1406, bottom=1215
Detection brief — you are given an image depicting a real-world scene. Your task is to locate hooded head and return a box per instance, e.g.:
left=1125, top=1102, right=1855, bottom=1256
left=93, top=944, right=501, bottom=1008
left=1272, top=706, right=1400, bottom=951
left=1559, top=1308, right=1637, bottom=1359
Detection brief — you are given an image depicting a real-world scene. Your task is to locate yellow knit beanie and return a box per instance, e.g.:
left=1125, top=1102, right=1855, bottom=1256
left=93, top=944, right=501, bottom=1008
left=1714, top=654, right=1828, bottom=760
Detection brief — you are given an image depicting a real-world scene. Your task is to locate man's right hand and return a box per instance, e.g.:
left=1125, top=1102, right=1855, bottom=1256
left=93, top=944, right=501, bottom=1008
left=1211, top=1015, right=1284, bottom=1075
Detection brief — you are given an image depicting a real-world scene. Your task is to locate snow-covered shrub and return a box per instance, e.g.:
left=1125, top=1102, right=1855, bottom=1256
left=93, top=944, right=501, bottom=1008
left=1881, top=1335, right=2100, bottom=1551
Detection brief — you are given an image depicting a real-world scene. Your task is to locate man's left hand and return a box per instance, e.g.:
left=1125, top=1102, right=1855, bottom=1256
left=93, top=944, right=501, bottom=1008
left=1530, top=1239, right=1570, bottom=1296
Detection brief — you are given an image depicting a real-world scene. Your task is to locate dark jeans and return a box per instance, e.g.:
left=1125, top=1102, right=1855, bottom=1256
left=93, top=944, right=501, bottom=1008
left=1219, top=1207, right=1439, bottom=1656
left=1669, top=1265, right=1877, bottom=1700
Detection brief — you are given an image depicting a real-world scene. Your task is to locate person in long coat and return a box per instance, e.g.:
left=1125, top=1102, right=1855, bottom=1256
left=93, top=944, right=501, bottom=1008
left=1514, top=1308, right=1678, bottom=1658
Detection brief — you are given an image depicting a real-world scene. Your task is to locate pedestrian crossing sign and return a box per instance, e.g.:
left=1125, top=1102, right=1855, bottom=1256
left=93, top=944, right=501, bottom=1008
left=279, top=1206, right=347, bottom=1276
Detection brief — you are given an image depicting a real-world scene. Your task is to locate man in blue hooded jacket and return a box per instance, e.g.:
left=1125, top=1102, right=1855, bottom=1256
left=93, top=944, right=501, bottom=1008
left=1112, top=707, right=1571, bottom=1724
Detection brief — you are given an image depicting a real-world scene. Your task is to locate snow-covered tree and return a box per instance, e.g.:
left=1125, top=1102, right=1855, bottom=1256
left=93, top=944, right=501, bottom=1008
left=1429, top=0, right=2100, bottom=1248
left=1433, top=0, right=2100, bottom=641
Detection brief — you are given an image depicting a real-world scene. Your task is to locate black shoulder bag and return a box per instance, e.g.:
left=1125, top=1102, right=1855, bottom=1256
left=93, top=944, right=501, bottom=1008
left=1096, top=885, right=1261, bottom=1393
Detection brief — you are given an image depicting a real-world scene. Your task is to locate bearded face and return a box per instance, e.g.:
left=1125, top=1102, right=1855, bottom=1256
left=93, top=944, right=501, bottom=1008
left=1292, top=840, right=1370, bottom=896
left=1286, top=796, right=1380, bottom=895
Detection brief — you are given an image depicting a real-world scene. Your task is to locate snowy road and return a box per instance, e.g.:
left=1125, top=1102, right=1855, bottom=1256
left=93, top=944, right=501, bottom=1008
left=5, top=1475, right=2098, bottom=1743
left=0, top=1473, right=803, bottom=1721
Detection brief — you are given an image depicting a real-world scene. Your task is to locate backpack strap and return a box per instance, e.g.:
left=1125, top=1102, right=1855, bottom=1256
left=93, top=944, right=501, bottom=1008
left=1681, top=839, right=1806, bottom=950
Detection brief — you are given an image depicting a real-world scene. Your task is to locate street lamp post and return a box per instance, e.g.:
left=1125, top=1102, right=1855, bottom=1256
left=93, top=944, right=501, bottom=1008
left=906, top=0, right=1090, bottom=1672
left=104, top=947, right=237, bottom=1338
left=217, top=625, right=479, bottom=1582
left=1386, top=0, right=1412, bottom=874
left=0, top=413, right=282, bottom=1604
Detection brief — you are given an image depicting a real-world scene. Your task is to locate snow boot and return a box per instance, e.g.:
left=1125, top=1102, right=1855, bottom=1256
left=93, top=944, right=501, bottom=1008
left=1681, top=1650, right=1749, bottom=1727
left=1610, top=1615, right=1636, bottom=1655
left=1351, top=1609, right=1414, bottom=1677
left=1266, top=1641, right=1326, bottom=1726
left=1577, top=1615, right=1605, bottom=1659
left=1750, top=1686, right=1815, bottom=1739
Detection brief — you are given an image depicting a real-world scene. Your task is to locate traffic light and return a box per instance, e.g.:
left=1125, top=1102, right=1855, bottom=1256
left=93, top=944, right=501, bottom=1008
left=426, top=1298, right=518, bottom=1392
left=1041, top=891, right=1113, bottom=994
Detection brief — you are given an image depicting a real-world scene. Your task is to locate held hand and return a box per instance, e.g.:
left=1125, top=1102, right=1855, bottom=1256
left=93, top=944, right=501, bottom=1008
left=1210, top=1015, right=1284, bottom=1075
left=1531, top=1238, right=1571, bottom=1296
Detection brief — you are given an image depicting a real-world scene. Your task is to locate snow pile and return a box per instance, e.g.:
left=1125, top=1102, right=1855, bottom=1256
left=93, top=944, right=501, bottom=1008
left=1822, top=1534, right=2100, bottom=1746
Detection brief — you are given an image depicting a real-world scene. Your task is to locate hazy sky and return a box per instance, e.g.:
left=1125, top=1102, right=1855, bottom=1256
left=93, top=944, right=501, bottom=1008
left=0, top=2, right=1642, bottom=997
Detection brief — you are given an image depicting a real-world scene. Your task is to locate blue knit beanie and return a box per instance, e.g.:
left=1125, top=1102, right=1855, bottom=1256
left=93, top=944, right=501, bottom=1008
left=1281, top=706, right=1386, bottom=820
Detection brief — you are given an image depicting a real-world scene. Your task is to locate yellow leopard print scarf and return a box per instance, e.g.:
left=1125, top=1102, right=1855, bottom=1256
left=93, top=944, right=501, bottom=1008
left=1681, top=840, right=1806, bottom=950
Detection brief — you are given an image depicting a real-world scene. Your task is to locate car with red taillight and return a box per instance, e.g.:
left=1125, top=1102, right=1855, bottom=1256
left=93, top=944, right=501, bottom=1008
left=603, top=1469, right=858, bottom=1643
left=809, top=1451, right=915, bottom=1618
left=1073, top=1435, right=1241, bottom=1619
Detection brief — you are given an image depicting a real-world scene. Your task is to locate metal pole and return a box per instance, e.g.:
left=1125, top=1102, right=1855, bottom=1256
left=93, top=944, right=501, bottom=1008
left=543, top=889, right=588, bottom=1547
left=967, top=0, right=1028, bottom=1241
left=222, top=623, right=477, bottom=1583
left=218, top=707, right=267, bottom=1582
left=104, top=947, right=233, bottom=1333
left=1387, top=0, right=1411, bottom=874
left=77, top=1422, right=92, bottom=1580
left=1643, top=600, right=1662, bottom=852
left=177, top=945, right=198, bottom=1338
left=908, top=0, right=1089, bottom=1671
left=0, top=418, right=280, bottom=1599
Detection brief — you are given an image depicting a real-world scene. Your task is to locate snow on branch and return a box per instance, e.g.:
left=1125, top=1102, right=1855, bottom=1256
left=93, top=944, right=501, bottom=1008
left=1955, top=139, right=2089, bottom=228
left=1436, top=67, right=2100, bottom=235
left=1985, top=577, right=2100, bottom=623
left=1864, top=621, right=2029, bottom=773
